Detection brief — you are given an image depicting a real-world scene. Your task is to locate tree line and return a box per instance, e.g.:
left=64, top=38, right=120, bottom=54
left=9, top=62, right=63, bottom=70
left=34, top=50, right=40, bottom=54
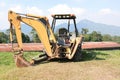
left=0, top=29, right=40, bottom=43
left=81, top=28, right=120, bottom=43
left=0, top=28, right=120, bottom=43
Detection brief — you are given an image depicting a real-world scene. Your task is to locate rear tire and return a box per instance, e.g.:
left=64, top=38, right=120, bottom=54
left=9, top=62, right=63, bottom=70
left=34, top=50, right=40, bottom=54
left=72, top=44, right=82, bottom=61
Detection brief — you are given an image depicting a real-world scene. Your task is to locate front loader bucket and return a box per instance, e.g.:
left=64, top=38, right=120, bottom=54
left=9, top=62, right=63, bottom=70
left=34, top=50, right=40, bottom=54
left=14, top=54, right=32, bottom=67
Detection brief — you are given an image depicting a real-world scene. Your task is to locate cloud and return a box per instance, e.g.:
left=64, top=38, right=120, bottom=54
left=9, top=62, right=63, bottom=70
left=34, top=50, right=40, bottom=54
left=9, top=5, right=43, bottom=15
left=1, top=6, right=44, bottom=30
left=48, top=4, right=86, bottom=15
left=72, top=8, right=86, bottom=16
left=0, top=2, right=6, bottom=7
left=71, top=0, right=84, bottom=3
left=26, top=7, right=43, bottom=15
left=86, top=8, right=120, bottom=26
left=48, top=4, right=71, bottom=14
left=9, top=5, right=23, bottom=13
left=48, top=4, right=86, bottom=22
left=0, top=11, right=8, bottom=30
left=1, top=3, right=120, bottom=31
left=98, top=8, right=112, bottom=15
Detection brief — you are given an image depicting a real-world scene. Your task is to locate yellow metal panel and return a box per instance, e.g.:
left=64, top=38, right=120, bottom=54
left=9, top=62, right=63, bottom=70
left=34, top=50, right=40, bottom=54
left=47, top=22, right=56, bottom=43
left=21, top=17, right=52, bottom=57
left=8, top=11, right=23, bottom=49
left=8, top=11, right=57, bottom=57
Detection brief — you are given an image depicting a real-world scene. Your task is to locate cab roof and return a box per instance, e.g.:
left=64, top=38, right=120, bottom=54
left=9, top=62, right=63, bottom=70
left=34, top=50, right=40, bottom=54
left=52, top=14, right=76, bottom=19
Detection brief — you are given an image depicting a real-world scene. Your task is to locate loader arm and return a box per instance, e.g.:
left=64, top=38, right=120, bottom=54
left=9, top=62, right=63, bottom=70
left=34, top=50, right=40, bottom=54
left=8, top=11, right=56, bottom=57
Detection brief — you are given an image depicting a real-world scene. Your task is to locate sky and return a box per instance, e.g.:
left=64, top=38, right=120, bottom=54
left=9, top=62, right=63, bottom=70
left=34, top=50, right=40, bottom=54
left=0, top=0, right=120, bottom=30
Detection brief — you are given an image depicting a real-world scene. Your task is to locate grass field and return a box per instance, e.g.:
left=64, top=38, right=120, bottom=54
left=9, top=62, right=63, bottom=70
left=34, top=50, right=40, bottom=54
left=0, top=50, right=120, bottom=80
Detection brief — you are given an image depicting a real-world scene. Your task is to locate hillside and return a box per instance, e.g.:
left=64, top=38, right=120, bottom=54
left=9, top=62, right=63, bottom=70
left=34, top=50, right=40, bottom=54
left=1, top=19, right=120, bottom=36
left=77, top=19, right=120, bottom=36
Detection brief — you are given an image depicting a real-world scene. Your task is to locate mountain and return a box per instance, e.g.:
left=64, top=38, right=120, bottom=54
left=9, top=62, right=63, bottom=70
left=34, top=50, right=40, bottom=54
left=77, top=19, right=120, bottom=36
left=1, top=19, right=120, bottom=36
left=55, top=19, right=120, bottom=36
left=0, top=24, right=32, bottom=35
left=21, top=24, right=32, bottom=34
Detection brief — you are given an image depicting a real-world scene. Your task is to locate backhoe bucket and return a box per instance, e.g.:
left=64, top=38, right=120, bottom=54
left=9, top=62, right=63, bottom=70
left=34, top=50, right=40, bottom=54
left=13, top=53, right=49, bottom=67
left=14, top=54, right=31, bottom=67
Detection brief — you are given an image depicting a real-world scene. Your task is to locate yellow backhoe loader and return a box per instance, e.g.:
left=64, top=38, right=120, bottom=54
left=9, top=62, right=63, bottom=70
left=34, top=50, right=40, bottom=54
left=8, top=11, right=83, bottom=67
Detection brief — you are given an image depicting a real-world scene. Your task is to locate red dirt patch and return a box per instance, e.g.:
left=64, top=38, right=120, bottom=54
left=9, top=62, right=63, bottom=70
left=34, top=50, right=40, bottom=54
left=82, top=42, right=120, bottom=50
left=0, top=42, right=120, bottom=52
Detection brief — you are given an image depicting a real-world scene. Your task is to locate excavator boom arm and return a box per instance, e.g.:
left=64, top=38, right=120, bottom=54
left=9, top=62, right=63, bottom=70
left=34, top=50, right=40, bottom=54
left=8, top=11, right=56, bottom=57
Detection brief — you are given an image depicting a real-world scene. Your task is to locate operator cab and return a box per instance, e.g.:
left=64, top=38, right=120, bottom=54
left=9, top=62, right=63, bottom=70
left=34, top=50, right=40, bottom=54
left=51, top=14, right=79, bottom=46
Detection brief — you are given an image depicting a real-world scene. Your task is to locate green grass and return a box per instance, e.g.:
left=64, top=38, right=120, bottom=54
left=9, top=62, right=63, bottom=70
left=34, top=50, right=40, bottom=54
left=0, top=52, right=15, bottom=74
left=0, top=50, right=120, bottom=80
left=0, top=52, right=41, bottom=75
left=82, top=50, right=120, bottom=65
left=23, top=51, right=42, bottom=61
left=0, top=52, right=14, bottom=66
left=82, top=50, right=120, bottom=60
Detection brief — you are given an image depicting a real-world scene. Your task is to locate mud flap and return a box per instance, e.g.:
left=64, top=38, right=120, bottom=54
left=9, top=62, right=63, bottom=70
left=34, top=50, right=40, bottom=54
left=14, top=54, right=31, bottom=67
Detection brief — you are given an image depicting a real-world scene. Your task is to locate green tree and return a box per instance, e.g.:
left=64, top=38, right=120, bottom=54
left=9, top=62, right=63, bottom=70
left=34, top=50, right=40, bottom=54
left=81, top=28, right=91, bottom=41
left=30, top=28, right=41, bottom=43
left=5, top=29, right=17, bottom=43
left=84, top=34, right=91, bottom=41
left=90, top=31, right=102, bottom=42
left=112, top=36, right=120, bottom=43
left=22, top=33, right=30, bottom=43
left=102, top=34, right=112, bottom=41
left=5, top=29, right=30, bottom=43
left=0, top=32, right=8, bottom=43
left=81, top=28, right=89, bottom=34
